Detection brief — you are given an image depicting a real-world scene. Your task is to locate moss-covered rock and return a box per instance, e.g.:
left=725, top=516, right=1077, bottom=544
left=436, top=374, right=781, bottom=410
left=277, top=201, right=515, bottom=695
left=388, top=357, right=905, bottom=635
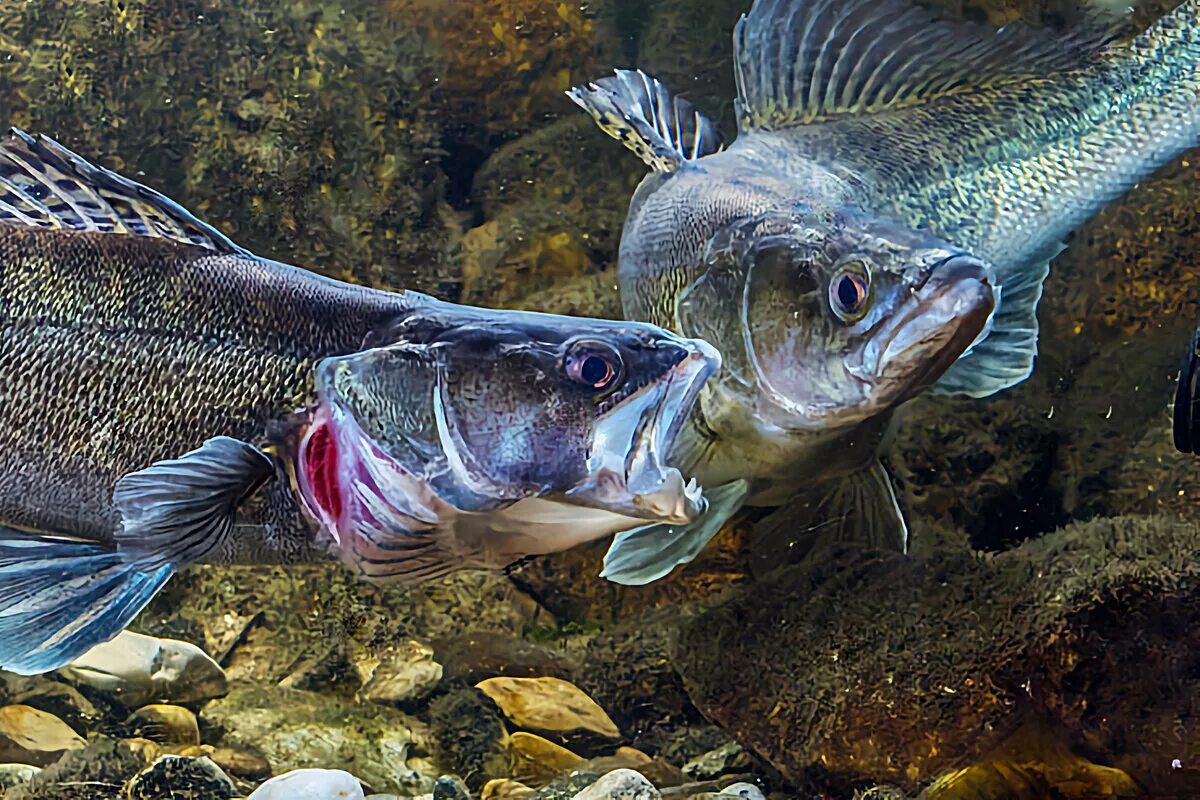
left=673, top=515, right=1200, bottom=795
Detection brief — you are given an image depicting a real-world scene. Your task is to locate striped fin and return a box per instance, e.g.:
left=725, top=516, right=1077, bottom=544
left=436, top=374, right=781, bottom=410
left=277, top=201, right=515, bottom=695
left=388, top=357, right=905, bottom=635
left=733, top=0, right=1115, bottom=132
left=567, top=69, right=723, bottom=173
left=0, top=531, right=175, bottom=675
left=0, top=128, right=251, bottom=255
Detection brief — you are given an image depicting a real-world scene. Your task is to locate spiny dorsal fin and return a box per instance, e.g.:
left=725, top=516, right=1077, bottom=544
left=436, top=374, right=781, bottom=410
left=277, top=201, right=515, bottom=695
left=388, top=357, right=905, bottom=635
left=733, top=0, right=1116, bottom=132
left=0, top=128, right=250, bottom=255
left=567, top=69, right=723, bottom=173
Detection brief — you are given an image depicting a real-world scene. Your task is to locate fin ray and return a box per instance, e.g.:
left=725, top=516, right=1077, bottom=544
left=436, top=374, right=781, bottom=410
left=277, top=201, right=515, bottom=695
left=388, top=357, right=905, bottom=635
left=733, top=0, right=1114, bottom=132
left=601, top=479, right=749, bottom=586
left=0, top=128, right=251, bottom=255
left=567, top=69, right=723, bottom=173
left=0, top=532, right=175, bottom=676
left=114, top=437, right=273, bottom=568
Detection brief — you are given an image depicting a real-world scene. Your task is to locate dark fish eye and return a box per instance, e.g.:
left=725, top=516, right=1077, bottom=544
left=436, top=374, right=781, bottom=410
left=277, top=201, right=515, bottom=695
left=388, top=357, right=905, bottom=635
left=829, top=262, right=872, bottom=322
left=565, top=341, right=623, bottom=392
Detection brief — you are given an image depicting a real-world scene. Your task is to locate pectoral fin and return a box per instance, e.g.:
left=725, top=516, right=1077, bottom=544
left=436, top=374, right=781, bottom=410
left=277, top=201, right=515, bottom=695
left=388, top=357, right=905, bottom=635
left=751, top=460, right=907, bottom=576
left=601, top=479, right=749, bottom=586
left=114, top=436, right=274, bottom=567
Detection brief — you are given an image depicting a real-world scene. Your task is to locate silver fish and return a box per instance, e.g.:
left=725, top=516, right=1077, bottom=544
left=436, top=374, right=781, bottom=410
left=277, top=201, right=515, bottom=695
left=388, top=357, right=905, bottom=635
left=570, top=0, right=1200, bottom=582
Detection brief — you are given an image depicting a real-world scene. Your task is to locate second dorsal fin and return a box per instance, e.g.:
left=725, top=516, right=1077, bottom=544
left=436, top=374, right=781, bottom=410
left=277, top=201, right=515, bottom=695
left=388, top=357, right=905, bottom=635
left=0, top=128, right=250, bottom=255
left=733, top=0, right=1116, bottom=132
left=567, top=69, right=723, bottom=173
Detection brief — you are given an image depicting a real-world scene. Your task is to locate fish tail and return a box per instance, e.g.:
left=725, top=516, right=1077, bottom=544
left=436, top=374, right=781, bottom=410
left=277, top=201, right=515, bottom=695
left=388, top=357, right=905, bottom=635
left=0, top=531, right=175, bottom=675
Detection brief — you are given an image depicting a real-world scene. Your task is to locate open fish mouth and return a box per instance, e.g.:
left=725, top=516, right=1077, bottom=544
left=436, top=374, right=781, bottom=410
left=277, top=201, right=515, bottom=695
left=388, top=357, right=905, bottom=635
left=563, top=339, right=719, bottom=524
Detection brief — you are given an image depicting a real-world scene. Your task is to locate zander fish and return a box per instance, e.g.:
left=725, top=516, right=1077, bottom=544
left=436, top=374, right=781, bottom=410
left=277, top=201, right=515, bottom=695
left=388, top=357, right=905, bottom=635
left=0, top=130, right=717, bottom=674
left=571, top=0, right=1200, bottom=582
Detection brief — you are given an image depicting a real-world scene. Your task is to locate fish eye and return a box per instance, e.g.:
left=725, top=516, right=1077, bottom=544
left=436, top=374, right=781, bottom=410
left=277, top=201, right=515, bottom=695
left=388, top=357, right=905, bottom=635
left=829, top=262, right=872, bottom=323
left=565, top=341, right=623, bottom=392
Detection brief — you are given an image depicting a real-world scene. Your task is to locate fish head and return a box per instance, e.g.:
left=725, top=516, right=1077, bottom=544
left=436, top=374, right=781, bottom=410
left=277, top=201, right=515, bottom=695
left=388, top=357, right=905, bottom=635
left=295, top=300, right=719, bottom=557
left=677, top=207, right=996, bottom=433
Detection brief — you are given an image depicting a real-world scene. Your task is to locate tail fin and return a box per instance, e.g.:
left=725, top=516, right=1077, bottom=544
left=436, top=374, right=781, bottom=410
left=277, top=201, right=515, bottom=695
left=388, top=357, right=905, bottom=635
left=0, top=531, right=175, bottom=675
left=1175, top=326, right=1200, bottom=454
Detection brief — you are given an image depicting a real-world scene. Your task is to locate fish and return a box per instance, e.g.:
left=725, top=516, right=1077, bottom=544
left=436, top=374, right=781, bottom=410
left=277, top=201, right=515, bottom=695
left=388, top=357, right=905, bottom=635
left=0, top=129, right=718, bottom=675
left=1174, top=325, right=1200, bottom=454
left=570, top=0, right=1200, bottom=583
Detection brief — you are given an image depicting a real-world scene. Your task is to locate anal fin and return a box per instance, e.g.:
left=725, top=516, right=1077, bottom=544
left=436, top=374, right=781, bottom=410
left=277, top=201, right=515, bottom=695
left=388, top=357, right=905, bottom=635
left=0, top=532, right=175, bottom=675
left=601, top=479, right=749, bottom=586
left=750, top=460, right=907, bottom=576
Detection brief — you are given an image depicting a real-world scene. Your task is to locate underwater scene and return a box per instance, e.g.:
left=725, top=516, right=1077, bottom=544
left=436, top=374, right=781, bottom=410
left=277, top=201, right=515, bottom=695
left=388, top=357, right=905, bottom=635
left=1, top=0, right=1200, bottom=798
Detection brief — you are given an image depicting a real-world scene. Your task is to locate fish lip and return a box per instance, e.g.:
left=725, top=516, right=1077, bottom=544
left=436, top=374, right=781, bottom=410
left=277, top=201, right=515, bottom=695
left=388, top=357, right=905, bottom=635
left=564, top=339, right=718, bottom=523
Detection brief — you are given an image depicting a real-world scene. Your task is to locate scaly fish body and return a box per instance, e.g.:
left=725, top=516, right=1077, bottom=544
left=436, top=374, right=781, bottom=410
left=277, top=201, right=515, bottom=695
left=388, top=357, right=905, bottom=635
left=0, top=224, right=405, bottom=560
left=572, top=0, right=1200, bottom=583
left=0, top=130, right=717, bottom=674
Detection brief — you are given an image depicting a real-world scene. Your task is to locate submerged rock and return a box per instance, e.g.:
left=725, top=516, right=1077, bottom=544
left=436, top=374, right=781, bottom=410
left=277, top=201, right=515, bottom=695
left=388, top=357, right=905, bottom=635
left=124, top=754, right=237, bottom=800
left=508, top=732, right=587, bottom=786
left=8, top=682, right=98, bottom=738
left=681, top=742, right=749, bottom=782
left=359, top=639, right=444, bottom=706
left=569, top=768, right=660, bottom=800
left=4, top=738, right=146, bottom=800
left=247, top=768, right=367, bottom=800
left=59, top=631, right=227, bottom=708
left=201, top=685, right=436, bottom=796
left=125, top=704, right=201, bottom=747
left=477, top=677, right=620, bottom=740
left=433, top=774, right=471, bottom=800
left=675, top=515, right=1200, bottom=794
left=0, top=763, right=40, bottom=790
left=482, top=778, right=535, bottom=799
left=0, top=705, right=85, bottom=766
left=428, top=688, right=510, bottom=790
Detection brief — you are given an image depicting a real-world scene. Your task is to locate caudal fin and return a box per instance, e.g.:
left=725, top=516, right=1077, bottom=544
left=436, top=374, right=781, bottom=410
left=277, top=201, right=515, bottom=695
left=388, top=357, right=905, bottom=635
left=0, top=532, right=174, bottom=675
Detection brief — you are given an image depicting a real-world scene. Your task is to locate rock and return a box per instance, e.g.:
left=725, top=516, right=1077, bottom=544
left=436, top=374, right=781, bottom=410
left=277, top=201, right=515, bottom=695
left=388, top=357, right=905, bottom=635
left=9, top=682, right=98, bottom=737
left=569, top=768, right=661, bottom=800
left=482, top=778, right=535, bottom=799
left=433, top=774, right=471, bottom=800
left=248, top=768, right=367, bottom=800
left=674, top=516, right=1200, bottom=794
left=2, top=723, right=151, bottom=800
left=509, top=732, right=587, bottom=786
left=124, top=754, right=237, bottom=799
left=711, top=784, right=766, bottom=800
left=429, top=688, right=510, bottom=790
left=583, top=749, right=684, bottom=790
left=59, top=631, right=227, bottom=708
left=201, top=685, right=436, bottom=796
left=0, top=763, right=40, bottom=790
left=120, top=737, right=163, bottom=765
left=529, top=771, right=601, bottom=800
left=125, top=704, right=201, bottom=747
left=359, top=640, right=444, bottom=706
left=682, top=743, right=749, bottom=782
left=477, top=677, right=620, bottom=739
left=0, top=705, right=85, bottom=766
left=208, top=745, right=272, bottom=782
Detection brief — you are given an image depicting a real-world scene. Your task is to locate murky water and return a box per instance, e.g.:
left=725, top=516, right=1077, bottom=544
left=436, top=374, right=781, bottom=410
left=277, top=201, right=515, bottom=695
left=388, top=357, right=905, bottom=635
left=0, top=1, right=1198, bottom=799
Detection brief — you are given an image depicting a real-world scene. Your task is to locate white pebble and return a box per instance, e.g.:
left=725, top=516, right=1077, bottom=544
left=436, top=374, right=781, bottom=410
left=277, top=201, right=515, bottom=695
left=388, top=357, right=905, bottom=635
left=248, top=768, right=366, bottom=799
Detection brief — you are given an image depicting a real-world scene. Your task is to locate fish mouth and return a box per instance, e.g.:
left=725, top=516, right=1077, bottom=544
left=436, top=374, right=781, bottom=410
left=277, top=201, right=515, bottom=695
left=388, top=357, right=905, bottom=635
left=563, top=339, right=719, bottom=524
left=863, top=256, right=995, bottom=394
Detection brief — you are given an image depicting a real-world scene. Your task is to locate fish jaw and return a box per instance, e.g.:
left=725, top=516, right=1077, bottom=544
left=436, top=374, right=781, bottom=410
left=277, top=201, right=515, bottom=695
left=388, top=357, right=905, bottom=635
left=563, top=338, right=718, bottom=524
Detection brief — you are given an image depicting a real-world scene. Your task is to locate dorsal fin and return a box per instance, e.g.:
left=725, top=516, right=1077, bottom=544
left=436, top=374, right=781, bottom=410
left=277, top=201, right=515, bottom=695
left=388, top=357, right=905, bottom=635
left=567, top=69, right=723, bottom=173
left=0, top=128, right=250, bottom=255
left=733, top=0, right=1117, bottom=132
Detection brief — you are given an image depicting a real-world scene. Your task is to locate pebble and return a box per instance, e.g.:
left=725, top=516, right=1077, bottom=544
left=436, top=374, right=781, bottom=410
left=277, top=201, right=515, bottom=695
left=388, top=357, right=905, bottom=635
left=482, top=778, right=535, bottom=799
left=126, top=703, right=201, bottom=746
left=209, top=744, right=272, bottom=781
left=682, top=742, right=748, bottom=781
left=569, top=769, right=660, bottom=800
left=0, top=763, right=40, bottom=790
left=432, top=774, right=471, bottom=800
left=248, top=768, right=367, bottom=799
left=125, top=754, right=237, bottom=799
left=0, top=705, right=85, bottom=766
left=359, top=639, right=444, bottom=706
left=714, top=783, right=766, bottom=800
left=60, top=631, right=227, bottom=707
left=477, top=677, right=620, bottom=739
left=9, top=681, right=98, bottom=736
